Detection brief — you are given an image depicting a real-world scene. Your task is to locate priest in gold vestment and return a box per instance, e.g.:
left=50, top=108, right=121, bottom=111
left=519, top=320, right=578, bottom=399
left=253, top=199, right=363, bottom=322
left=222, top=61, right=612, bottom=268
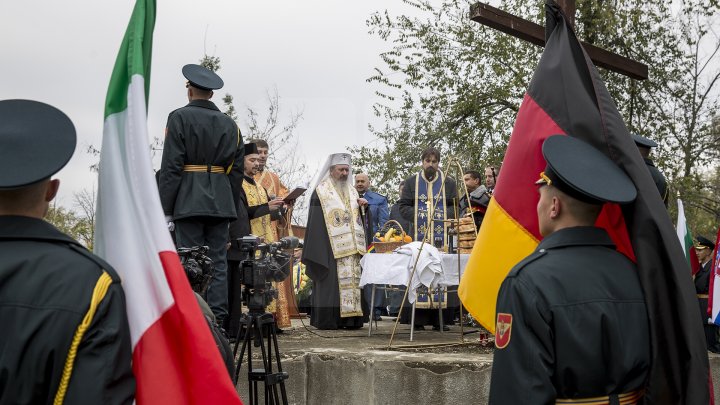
left=250, top=139, right=299, bottom=321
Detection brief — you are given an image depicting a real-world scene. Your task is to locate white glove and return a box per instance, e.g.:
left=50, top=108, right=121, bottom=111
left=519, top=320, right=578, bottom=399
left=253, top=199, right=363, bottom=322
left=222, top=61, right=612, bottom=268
left=165, top=215, right=175, bottom=232
left=709, top=318, right=715, bottom=325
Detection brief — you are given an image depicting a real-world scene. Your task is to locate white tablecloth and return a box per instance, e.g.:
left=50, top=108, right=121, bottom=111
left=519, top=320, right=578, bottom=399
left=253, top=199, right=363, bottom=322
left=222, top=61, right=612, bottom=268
left=359, top=253, right=469, bottom=288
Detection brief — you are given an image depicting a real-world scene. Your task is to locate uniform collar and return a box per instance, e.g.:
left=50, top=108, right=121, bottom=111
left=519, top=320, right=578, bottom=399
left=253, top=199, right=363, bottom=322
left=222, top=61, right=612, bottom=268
left=537, top=226, right=615, bottom=251
left=187, top=99, right=220, bottom=111
left=0, top=215, right=80, bottom=245
left=643, top=158, right=655, bottom=167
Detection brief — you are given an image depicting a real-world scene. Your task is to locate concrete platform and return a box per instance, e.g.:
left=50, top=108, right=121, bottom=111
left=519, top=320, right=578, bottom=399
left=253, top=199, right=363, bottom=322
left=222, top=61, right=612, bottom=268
left=234, top=317, right=720, bottom=404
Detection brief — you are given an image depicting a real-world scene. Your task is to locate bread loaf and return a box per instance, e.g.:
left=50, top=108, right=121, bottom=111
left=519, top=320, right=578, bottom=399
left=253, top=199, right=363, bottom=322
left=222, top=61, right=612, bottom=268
left=459, top=239, right=475, bottom=248
left=458, top=224, right=475, bottom=233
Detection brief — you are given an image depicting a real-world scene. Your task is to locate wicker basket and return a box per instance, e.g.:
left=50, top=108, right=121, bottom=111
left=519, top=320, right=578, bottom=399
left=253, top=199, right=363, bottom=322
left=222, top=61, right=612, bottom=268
left=372, top=220, right=409, bottom=253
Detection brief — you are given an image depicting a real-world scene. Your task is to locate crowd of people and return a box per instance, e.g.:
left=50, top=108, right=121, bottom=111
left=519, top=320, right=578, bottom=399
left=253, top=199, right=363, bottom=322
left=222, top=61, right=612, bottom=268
left=155, top=65, right=507, bottom=335
left=2, top=63, right=718, bottom=404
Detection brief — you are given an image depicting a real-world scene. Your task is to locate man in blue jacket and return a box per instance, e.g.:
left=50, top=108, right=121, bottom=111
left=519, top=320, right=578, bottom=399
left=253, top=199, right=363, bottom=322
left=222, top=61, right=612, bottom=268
left=355, top=172, right=389, bottom=320
left=355, top=173, right=389, bottom=236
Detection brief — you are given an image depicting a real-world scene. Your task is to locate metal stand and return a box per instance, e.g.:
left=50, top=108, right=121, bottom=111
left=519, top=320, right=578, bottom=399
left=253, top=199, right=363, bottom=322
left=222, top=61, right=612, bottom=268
left=368, top=285, right=378, bottom=337
left=233, top=311, right=289, bottom=405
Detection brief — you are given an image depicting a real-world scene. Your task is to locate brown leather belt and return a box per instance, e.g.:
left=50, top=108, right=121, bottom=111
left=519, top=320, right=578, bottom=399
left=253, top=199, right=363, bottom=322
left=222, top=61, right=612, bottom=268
left=183, top=164, right=226, bottom=174
left=555, top=389, right=643, bottom=404
left=698, top=294, right=709, bottom=299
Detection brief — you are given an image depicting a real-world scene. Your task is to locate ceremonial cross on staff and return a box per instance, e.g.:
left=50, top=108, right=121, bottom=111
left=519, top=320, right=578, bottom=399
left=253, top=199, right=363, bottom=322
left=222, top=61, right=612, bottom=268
left=470, top=0, right=648, bottom=80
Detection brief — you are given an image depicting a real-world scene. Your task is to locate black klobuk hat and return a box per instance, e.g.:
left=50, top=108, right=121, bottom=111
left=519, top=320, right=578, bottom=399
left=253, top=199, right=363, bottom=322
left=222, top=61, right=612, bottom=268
left=535, top=135, right=637, bottom=205
left=0, top=99, right=76, bottom=189
left=244, top=143, right=258, bottom=155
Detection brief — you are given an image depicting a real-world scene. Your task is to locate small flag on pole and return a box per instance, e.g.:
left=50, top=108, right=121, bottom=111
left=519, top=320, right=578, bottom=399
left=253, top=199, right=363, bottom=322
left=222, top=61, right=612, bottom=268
left=709, top=226, right=720, bottom=325
left=676, top=199, right=701, bottom=275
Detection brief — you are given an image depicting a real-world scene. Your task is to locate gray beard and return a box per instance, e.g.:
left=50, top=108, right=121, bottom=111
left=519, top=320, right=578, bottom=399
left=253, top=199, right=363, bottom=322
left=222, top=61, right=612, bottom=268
left=332, top=178, right=349, bottom=199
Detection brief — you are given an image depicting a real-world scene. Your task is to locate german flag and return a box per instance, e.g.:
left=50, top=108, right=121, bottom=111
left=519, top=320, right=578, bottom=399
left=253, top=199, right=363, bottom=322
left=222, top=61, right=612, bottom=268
left=458, top=1, right=709, bottom=402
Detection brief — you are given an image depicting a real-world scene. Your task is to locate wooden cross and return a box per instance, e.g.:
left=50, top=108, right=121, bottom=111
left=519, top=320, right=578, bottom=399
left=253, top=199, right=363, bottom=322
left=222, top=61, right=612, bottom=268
left=470, top=1, right=648, bottom=80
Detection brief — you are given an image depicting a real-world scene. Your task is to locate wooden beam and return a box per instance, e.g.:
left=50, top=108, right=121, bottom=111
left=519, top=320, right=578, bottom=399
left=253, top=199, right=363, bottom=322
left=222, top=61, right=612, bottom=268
left=470, top=2, right=648, bottom=80
left=556, top=0, right=576, bottom=28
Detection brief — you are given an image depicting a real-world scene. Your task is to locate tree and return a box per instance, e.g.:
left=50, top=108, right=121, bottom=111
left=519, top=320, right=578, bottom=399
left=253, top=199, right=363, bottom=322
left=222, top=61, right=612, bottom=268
left=354, top=0, right=720, bottom=207
left=73, top=187, right=96, bottom=250
left=45, top=201, right=94, bottom=249
left=354, top=0, right=535, bottom=197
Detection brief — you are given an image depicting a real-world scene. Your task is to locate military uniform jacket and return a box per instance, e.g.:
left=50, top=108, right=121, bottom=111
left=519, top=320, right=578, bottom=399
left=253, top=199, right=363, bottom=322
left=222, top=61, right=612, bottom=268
left=695, top=261, right=712, bottom=321
left=0, top=216, right=134, bottom=404
left=644, top=158, right=668, bottom=205
left=695, top=261, right=712, bottom=296
left=489, top=227, right=649, bottom=404
left=159, top=99, right=243, bottom=220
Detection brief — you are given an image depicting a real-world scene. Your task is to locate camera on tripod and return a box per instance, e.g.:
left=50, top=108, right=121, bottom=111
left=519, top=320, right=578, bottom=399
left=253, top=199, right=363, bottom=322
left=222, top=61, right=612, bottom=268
left=177, top=245, right=214, bottom=295
left=234, top=235, right=299, bottom=312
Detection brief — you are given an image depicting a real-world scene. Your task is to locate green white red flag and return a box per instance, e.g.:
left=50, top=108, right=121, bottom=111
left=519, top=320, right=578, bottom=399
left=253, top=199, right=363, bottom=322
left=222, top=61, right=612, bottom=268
left=94, top=1, right=242, bottom=403
left=676, top=198, right=701, bottom=275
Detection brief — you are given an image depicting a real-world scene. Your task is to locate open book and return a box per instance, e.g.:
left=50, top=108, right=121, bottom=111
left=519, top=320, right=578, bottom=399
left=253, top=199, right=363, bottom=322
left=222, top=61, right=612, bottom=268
left=283, top=186, right=307, bottom=203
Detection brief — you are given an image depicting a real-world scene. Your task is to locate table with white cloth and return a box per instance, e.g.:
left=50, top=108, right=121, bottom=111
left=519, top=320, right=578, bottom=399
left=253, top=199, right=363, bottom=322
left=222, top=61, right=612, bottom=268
left=359, top=252, right=470, bottom=339
left=359, top=253, right=469, bottom=288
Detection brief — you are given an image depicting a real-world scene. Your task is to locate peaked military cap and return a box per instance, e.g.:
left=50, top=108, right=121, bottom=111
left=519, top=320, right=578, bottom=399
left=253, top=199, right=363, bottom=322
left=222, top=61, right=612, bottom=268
left=182, top=64, right=224, bottom=91
left=696, top=236, right=715, bottom=250
left=0, top=99, right=76, bottom=189
left=632, top=133, right=658, bottom=148
left=244, top=142, right=258, bottom=155
left=535, top=135, right=637, bottom=205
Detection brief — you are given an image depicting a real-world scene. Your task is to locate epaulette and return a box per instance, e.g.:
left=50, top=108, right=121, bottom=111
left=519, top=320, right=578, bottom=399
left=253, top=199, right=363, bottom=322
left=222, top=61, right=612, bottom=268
left=506, top=248, right=548, bottom=278
left=67, top=243, right=122, bottom=283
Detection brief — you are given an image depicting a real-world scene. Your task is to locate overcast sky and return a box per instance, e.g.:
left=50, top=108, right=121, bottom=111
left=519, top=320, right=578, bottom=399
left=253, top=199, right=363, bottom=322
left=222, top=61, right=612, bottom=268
left=2, top=0, right=447, bottom=209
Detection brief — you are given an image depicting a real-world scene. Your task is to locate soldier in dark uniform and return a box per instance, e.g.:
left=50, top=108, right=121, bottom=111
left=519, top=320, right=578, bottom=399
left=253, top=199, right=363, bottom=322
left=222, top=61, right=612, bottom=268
left=159, top=64, right=244, bottom=327
left=694, top=235, right=720, bottom=352
left=0, top=100, right=134, bottom=404
left=633, top=133, right=668, bottom=206
left=489, top=135, right=649, bottom=404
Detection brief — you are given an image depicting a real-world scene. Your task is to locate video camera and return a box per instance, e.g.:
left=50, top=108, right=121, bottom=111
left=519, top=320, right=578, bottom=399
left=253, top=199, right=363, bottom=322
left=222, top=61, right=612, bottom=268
left=177, top=246, right=214, bottom=295
left=234, top=235, right=299, bottom=312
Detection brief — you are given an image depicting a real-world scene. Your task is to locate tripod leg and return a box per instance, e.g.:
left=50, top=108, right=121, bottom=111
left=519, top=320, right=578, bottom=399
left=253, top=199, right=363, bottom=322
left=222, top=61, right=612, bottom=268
left=234, top=317, right=252, bottom=384
left=269, top=319, right=289, bottom=404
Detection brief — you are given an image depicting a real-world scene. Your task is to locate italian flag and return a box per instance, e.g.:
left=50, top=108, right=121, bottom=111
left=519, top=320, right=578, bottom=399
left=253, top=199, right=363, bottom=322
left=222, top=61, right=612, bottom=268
left=676, top=199, right=700, bottom=275
left=94, top=1, right=242, bottom=403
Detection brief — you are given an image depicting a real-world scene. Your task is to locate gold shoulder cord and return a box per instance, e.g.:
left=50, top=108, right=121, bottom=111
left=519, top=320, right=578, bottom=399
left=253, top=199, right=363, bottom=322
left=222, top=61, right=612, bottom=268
left=54, top=271, right=113, bottom=405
